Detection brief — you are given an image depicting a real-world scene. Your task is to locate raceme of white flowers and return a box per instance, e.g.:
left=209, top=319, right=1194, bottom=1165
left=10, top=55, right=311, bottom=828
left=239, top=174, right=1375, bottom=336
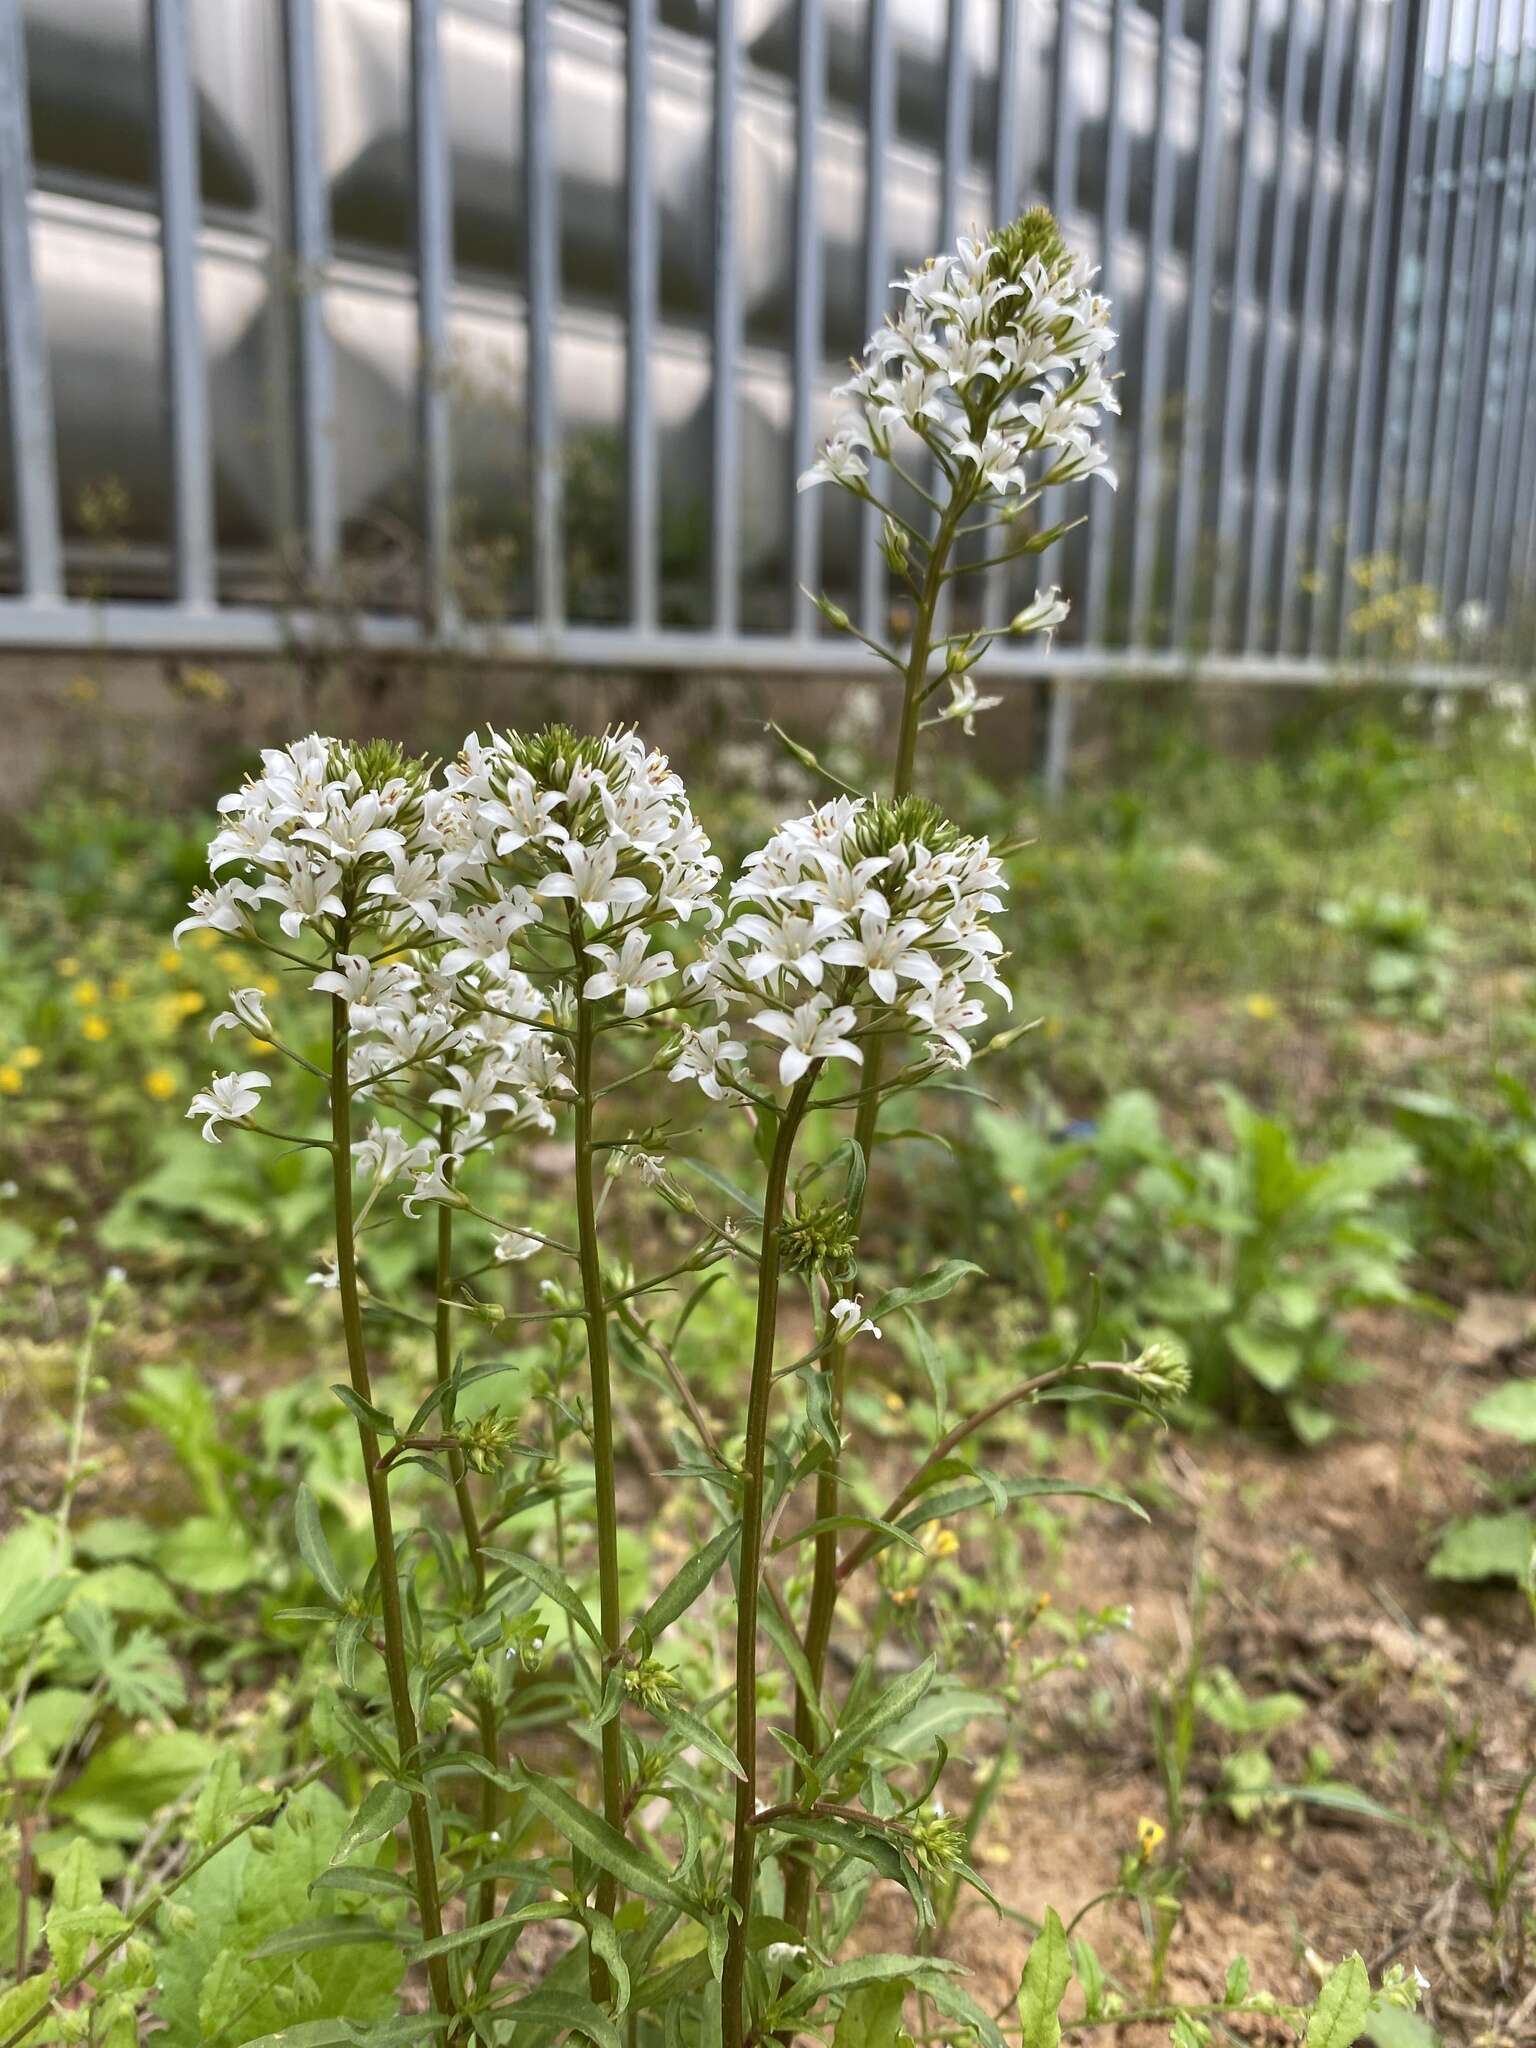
left=676, top=794, right=1009, bottom=1096
left=174, top=727, right=731, bottom=1216
left=800, top=210, right=1118, bottom=512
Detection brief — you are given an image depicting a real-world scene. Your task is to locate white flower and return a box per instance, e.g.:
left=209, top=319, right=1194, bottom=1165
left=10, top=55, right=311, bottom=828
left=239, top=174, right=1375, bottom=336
left=1010, top=586, right=1070, bottom=646
left=668, top=1024, right=748, bottom=1102
left=310, top=954, right=418, bottom=1031
left=401, top=1156, right=466, bottom=1216
left=437, top=893, right=543, bottom=978
left=186, top=1069, right=270, bottom=1143
left=306, top=1257, right=340, bottom=1290
left=209, top=987, right=274, bottom=1040
left=173, top=879, right=261, bottom=946
left=536, top=839, right=650, bottom=928
left=256, top=855, right=346, bottom=939
left=908, top=977, right=986, bottom=1066
left=797, top=423, right=870, bottom=493
left=429, top=1060, right=527, bottom=1139
left=830, top=1295, right=881, bottom=1341
left=733, top=908, right=844, bottom=989
left=1412, top=1967, right=1430, bottom=1995
left=750, top=995, right=863, bottom=1087
left=822, top=912, right=942, bottom=1006
left=936, top=675, right=1004, bottom=735
left=493, top=1230, right=541, bottom=1263
left=582, top=931, right=675, bottom=1018
left=353, top=1120, right=434, bottom=1188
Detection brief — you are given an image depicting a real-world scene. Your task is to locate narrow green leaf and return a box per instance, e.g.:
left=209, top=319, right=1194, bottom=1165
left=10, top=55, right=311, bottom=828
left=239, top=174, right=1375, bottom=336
left=869, top=1261, right=984, bottom=1321
left=248, top=1917, right=401, bottom=1959
left=764, top=719, right=864, bottom=797
left=517, top=1765, right=705, bottom=1920
left=772, top=1515, right=924, bottom=1558
left=816, top=1657, right=937, bottom=1782
left=329, top=1384, right=399, bottom=1438
left=330, top=1780, right=413, bottom=1865
left=782, top=1953, right=961, bottom=2017
left=634, top=1519, right=740, bottom=1643
left=498, top=1988, right=623, bottom=2048
left=658, top=1701, right=746, bottom=1781
left=295, top=1484, right=348, bottom=1607
left=483, top=1549, right=603, bottom=1649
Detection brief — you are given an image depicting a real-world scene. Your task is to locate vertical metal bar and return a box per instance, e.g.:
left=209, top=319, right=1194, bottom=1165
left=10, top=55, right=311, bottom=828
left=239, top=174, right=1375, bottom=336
left=1242, top=4, right=1312, bottom=649
left=1392, top=0, right=1460, bottom=582
left=1441, top=0, right=1512, bottom=613
left=0, top=0, right=61, bottom=601
left=1168, top=0, right=1227, bottom=647
left=1127, top=0, right=1179, bottom=648
left=411, top=0, right=453, bottom=629
left=1422, top=0, right=1497, bottom=599
left=789, top=0, right=825, bottom=633
left=1274, top=0, right=1348, bottom=652
left=283, top=0, right=338, bottom=579
left=1307, top=0, right=1377, bottom=655
left=1209, top=0, right=1271, bottom=652
left=523, top=0, right=562, bottom=628
left=983, top=0, right=1021, bottom=632
left=1042, top=0, right=1078, bottom=797
left=1497, top=114, right=1536, bottom=608
left=940, top=0, right=972, bottom=245
left=710, top=0, right=739, bottom=634
left=1344, top=0, right=1424, bottom=644
left=1082, top=0, right=1128, bottom=646
left=1482, top=12, right=1536, bottom=613
left=151, top=0, right=215, bottom=608
left=857, top=0, right=894, bottom=639
left=625, top=0, right=656, bottom=630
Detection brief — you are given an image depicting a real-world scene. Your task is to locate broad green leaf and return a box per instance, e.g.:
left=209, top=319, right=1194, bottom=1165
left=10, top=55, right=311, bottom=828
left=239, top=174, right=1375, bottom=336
left=1365, top=2011, right=1440, bottom=2048
left=1305, top=1954, right=1372, bottom=2048
left=193, top=1750, right=268, bottom=1849
left=1467, top=1381, right=1536, bottom=1444
left=156, top=1782, right=403, bottom=2047
left=1227, top=1322, right=1304, bottom=1394
left=0, top=1976, right=57, bottom=2037
left=296, top=1485, right=349, bottom=1605
left=1427, top=1512, right=1535, bottom=1582
left=634, top=1520, right=740, bottom=1642
left=483, top=1549, right=602, bottom=1649
left=831, top=1979, right=912, bottom=2048
left=517, top=1766, right=704, bottom=1919
left=1017, top=1907, right=1071, bottom=2048
left=156, top=1515, right=262, bottom=1595
left=331, top=1782, right=413, bottom=1866
left=925, top=1976, right=1010, bottom=2048
left=55, top=1731, right=216, bottom=1842
left=816, top=1657, right=937, bottom=1782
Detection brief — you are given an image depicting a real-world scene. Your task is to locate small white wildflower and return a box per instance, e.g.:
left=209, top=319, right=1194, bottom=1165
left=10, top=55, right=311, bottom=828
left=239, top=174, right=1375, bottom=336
left=830, top=1296, right=882, bottom=1341
left=186, top=1069, right=271, bottom=1143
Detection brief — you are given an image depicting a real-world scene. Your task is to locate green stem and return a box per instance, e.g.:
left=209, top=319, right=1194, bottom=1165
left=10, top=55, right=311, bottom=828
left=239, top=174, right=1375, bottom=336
left=569, top=941, right=628, bottom=2000
left=329, top=993, right=456, bottom=2023
left=720, top=1075, right=817, bottom=2048
left=784, top=490, right=968, bottom=1938
left=431, top=1113, right=501, bottom=1937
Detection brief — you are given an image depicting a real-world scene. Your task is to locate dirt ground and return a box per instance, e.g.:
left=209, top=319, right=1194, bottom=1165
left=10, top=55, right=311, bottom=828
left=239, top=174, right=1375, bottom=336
left=861, top=1301, right=1536, bottom=2045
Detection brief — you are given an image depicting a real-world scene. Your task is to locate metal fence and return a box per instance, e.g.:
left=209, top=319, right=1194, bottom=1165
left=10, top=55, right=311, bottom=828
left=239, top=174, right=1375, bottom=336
left=0, top=0, right=1533, bottom=697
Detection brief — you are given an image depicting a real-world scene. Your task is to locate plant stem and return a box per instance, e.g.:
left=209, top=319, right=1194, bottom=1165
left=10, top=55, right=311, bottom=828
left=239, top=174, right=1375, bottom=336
left=721, top=1075, right=816, bottom=2048
left=784, top=492, right=968, bottom=1937
left=432, top=1112, right=501, bottom=1935
left=329, top=993, right=455, bottom=2023
left=569, top=946, right=628, bottom=2000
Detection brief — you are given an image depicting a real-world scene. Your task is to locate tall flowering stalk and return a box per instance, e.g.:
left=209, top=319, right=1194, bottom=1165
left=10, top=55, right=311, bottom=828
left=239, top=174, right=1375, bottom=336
left=438, top=725, right=722, bottom=1991
left=784, top=207, right=1118, bottom=1931
left=675, top=796, right=1011, bottom=2047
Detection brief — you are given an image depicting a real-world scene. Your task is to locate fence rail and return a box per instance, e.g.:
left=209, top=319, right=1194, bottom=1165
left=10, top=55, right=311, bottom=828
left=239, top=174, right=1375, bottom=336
left=0, top=0, right=1532, bottom=700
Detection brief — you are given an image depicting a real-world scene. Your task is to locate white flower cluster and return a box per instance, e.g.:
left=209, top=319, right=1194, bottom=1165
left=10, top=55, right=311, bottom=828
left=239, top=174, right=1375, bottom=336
left=675, top=795, right=1009, bottom=1094
left=801, top=209, right=1118, bottom=515
left=438, top=724, right=722, bottom=1019
left=174, top=735, right=571, bottom=1206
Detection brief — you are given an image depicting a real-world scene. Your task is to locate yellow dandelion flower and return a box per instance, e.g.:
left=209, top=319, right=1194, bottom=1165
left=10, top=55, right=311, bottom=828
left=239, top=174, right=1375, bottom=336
left=1137, top=1816, right=1166, bottom=1861
left=928, top=1528, right=960, bottom=1560
left=82, top=1015, right=110, bottom=1042
left=158, top=948, right=182, bottom=974
left=1244, top=993, right=1279, bottom=1022
left=173, top=990, right=205, bottom=1018
left=72, top=979, right=101, bottom=1006
left=0, top=1064, right=23, bottom=1095
left=142, top=1067, right=178, bottom=1102
left=14, top=1047, right=42, bottom=1070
